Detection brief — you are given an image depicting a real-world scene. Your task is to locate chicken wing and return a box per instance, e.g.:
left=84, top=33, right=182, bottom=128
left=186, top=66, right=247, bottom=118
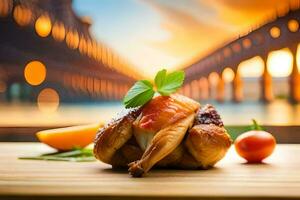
left=93, top=108, right=141, bottom=167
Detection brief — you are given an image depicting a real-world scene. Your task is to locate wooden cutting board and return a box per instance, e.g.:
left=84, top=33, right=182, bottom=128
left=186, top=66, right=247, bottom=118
left=0, top=143, right=300, bottom=200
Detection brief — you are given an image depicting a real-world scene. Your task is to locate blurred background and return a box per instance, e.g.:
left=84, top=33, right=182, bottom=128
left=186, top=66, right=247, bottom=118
left=0, top=0, right=300, bottom=141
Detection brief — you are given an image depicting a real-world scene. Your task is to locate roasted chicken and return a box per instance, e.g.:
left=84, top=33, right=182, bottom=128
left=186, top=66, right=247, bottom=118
left=94, top=94, right=232, bottom=177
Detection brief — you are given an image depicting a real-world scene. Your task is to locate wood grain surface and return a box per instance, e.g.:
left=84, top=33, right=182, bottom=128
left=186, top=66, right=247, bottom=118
left=0, top=143, right=300, bottom=200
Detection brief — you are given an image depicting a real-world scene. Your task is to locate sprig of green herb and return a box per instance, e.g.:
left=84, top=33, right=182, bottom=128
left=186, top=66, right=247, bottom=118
left=123, top=69, right=185, bottom=108
left=19, top=148, right=96, bottom=162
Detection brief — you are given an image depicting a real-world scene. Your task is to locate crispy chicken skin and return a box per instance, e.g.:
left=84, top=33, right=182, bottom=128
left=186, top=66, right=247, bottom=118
left=129, top=94, right=200, bottom=176
left=93, top=95, right=232, bottom=177
left=185, top=105, right=232, bottom=169
left=93, top=108, right=141, bottom=166
left=133, top=94, right=200, bottom=151
left=128, top=114, right=195, bottom=176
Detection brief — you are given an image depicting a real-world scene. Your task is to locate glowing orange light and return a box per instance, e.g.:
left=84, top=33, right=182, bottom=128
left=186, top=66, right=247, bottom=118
left=94, top=79, right=100, bottom=95
left=87, top=39, right=93, bottom=58
left=0, top=0, right=12, bottom=17
left=79, top=36, right=87, bottom=54
left=191, top=79, right=200, bottom=99
left=267, top=48, right=293, bottom=77
left=35, top=15, right=52, bottom=37
left=66, top=30, right=79, bottom=49
left=238, top=56, right=264, bottom=78
left=24, top=61, right=46, bottom=86
left=96, top=46, right=102, bottom=61
left=92, top=41, right=98, bottom=60
left=37, top=88, right=59, bottom=113
left=199, top=77, right=209, bottom=99
left=106, top=80, right=112, bottom=98
left=222, top=67, right=235, bottom=83
left=232, top=43, right=241, bottom=53
left=270, top=26, right=280, bottom=38
left=288, top=19, right=299, bottom=32
left=242, top=39, right=251, bottom=49
left=297, top=43, right=300, bottom=72
left=208, top=72, right=220, bottom=86
left=223, top=48, right=231, bottom=57
left=0, top=80, right=6, bottom=93
left=52, top=21, right=65, bottom=42
left=106, top=49, right=112, bottom=68
left=13, top=5, right=32, bottom=26
left=71, top=75, right=77, bottom=90
left=101, top=47, right=107, bottom=66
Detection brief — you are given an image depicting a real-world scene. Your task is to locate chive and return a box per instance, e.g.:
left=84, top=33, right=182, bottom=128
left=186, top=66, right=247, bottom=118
left=19, top=148, right=96, bottom=162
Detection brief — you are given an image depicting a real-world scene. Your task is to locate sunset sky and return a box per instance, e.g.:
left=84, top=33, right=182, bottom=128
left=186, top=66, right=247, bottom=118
left=73, top=0, right=297, bottom=78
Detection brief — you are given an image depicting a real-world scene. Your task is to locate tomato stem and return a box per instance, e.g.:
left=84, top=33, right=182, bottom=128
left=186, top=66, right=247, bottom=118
left=251, top=119, right=263, bottom=130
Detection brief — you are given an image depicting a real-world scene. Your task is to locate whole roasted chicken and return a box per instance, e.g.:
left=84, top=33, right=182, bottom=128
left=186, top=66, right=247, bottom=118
left=94, top=94, right=232, bottom=177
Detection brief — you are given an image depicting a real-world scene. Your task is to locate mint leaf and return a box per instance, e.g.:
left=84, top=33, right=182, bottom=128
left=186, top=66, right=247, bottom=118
left=154, top=69, right=167, bottom=89
left=122, top=69, right=185, bottom=108
left=123, top=80, right=155, bottom=108
left=157, top=70, right=184, bottom=96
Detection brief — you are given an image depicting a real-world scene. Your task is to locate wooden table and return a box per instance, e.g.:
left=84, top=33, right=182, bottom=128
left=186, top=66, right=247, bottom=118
left=0, top=143, right=300, bottom=200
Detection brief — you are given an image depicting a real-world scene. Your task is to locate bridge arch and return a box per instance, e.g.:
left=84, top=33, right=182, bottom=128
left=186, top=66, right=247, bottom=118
left=184, top=9, right=300, bottom=103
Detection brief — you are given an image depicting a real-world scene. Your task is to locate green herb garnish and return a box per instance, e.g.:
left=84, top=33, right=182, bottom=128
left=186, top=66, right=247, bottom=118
left=19, top=148, right=96, bottom=162
left=123, top=69, right=185, bottom=108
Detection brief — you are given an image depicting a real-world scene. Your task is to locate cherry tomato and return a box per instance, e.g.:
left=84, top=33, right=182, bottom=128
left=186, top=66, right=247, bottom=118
left=234, top=130, right=276, bottom=163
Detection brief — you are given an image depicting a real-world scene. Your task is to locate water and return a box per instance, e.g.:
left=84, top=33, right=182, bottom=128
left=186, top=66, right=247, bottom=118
left=0, top=99, right=299, bottom=127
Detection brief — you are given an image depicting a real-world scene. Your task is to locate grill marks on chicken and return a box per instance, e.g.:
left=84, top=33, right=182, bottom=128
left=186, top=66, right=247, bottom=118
left=93, top=95, right=232, bottom=177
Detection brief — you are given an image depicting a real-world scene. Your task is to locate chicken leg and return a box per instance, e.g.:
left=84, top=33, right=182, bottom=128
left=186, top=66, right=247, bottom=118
left=128, top=114, right=195, bottom=177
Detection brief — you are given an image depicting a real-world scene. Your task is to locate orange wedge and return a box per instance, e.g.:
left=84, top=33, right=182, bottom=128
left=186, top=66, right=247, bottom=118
left=36, top=123, right=103, bottom=151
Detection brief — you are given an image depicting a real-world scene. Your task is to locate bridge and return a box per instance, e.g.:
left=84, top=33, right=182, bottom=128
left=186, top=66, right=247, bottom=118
left=0, top=0, right=140, bottom=103
left=182, top=6, right=300, bottom=103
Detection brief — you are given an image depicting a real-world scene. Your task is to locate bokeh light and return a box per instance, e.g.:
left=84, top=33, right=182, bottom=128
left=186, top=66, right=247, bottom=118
left=35, top=15, right=52, bottom=37
left=52, top=21, right=65, bottom=42
left=222, top=67, right=235, bottom=83
left=13, top=5, right=32, bottom=26
left=24, top=61, right=46, bottom=86
left=66, top=30, right=79, bottom=49
left=0, top=80, right=6, bottom=93
left=0, top=0, right=12, bottom=17
left=79, top=36, right=87, bottom=54
left=92, top=41, right=98, bottom=60
left=238, top=56, right=264, bottom=78
left=267, top=48, right=293, bottom=77
left=87, top=39, right=93, bottom=58
left=223, top=48, right=231, bottom=57
left=37, top=88, right=60, bottom=113
left=270, top=26, right=281, bottom=38
left=208, top=72, right=220, bottom=86
left=96, top=46, right=102, bottom=61
left=199, top=77, right=209, bottom=99
left=288, top=19, right=299, bottom=32
left=232, top=43, right=241, bottom=53
left=242, top=38, right=252, bottom=49
left=297, top=43, right=300, bottom=72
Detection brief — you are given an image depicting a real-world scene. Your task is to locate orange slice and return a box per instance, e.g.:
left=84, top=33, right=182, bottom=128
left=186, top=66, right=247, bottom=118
left=36, top=123, right=103, bottom=151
